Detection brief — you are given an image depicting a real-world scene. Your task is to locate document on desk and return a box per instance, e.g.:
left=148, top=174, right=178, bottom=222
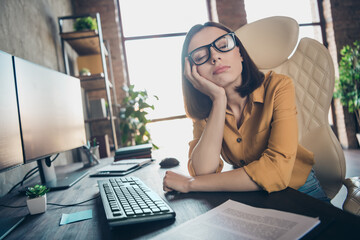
left=154, top=199, right=320, bottom=240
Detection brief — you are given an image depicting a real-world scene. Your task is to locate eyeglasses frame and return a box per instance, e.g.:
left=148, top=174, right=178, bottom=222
left=188, top=32, right=237, bottom=66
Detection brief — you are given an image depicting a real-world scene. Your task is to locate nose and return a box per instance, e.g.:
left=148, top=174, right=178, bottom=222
left=209, top=46, right=221, bottom=64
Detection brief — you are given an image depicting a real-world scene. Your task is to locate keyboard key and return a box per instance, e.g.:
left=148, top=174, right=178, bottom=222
left=151, top=208, right=160, bottom=213
left=134, top=209, right=143, bottom=215
left=142, top=209, right=152, bottom=214
left=113, top=211, right=122, bottom=216
left=125, top=211, right=134, bottom=216
left=159, top=207, right=169, bottom=212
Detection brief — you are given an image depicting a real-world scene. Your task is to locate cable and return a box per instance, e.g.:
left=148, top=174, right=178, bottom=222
left=0, top=203, right=26, bottom=208
left=7, top=154, right=60, bottom=194
left=47, top=194, right=100, bottom=207
left=0, top=194, right=100, bottom=209
left=20, top=166, right=38, bottom=186
left=21, top=154, right=60, bottom=186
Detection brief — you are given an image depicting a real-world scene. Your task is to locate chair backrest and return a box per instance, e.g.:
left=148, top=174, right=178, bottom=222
left=235, top=16, right=346, bottom=199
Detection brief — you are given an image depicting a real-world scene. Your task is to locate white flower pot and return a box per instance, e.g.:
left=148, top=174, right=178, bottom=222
left=26, top=194, right=47, bottom=215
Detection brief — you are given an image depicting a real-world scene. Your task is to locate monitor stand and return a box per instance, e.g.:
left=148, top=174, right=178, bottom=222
left=37, top=157, right=89, bottom=191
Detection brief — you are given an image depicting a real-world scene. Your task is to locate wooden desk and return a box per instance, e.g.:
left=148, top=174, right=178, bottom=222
left=0, top=156, right=359, bottom=240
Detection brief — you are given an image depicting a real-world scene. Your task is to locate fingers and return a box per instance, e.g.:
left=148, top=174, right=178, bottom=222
left=163, top=171, right=174, bottom=192
left=190, top=63, right=203, bottom=82
left=184, top=58, right=207, bottom=91
left=162, top=171, right=193, bottom=193
left=163, top=170, right=183, bottom=192
left=163, top=186, right=173, bottom=192
left=184, top=58, right=224, bottom=101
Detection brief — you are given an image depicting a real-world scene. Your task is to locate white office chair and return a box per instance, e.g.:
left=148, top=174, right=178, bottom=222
left=235, top=16, right=360, bottom=215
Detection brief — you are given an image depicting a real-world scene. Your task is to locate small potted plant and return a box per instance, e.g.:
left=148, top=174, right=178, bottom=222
left=90, top=137, right=100, bottom=161
left=26, top=184, right=49, bottom=215
left=79, top=67, right=91, bottom=76
left=73, top=16, right=98, bottom=32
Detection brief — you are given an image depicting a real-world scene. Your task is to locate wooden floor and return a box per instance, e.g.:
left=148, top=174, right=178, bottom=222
left=331, top=149, right=360, bottom=209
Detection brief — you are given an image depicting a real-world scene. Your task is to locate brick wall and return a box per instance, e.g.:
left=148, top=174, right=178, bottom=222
left=215, top=0, right=247, bottom=30
left=330, top=0, right=360, bottom=56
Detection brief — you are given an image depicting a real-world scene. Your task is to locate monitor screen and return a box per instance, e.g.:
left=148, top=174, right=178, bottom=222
left=0, top=51, right=23, bottom=172
left=13, top=57, right=87, bottom=163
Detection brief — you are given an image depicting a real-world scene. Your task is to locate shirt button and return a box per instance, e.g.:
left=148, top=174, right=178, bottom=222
left=236, top=138, right=242, bottom=143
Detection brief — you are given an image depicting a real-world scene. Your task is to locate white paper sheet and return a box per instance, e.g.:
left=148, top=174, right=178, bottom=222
left=154, top=199, right=320, bottom=240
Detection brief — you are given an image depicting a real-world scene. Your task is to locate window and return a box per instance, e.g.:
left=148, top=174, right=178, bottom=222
left=118, top=0, right=209, bottom=120
left=244, top=0, right=324, bottom=44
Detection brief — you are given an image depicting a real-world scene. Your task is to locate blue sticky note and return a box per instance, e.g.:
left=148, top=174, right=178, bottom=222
left=60, top=209, right=93, bottom=226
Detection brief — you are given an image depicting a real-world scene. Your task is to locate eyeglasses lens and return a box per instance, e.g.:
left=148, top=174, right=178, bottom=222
left=215, top=34, right=235, bottom=52
left=191, top=47, right=209, bottom=66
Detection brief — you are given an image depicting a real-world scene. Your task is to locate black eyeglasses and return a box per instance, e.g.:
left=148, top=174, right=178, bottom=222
left=188, top=32, right=236, bottom=66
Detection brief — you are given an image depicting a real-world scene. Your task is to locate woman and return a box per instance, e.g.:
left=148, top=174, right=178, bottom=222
left=162, top=22, right=329, bottom=202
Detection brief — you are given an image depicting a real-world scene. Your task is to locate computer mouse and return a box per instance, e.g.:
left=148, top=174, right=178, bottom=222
left=159, top=157, right=180, bottom=168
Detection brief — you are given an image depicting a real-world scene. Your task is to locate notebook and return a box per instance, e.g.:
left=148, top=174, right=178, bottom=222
left=90, top=158, right=153, bottom=177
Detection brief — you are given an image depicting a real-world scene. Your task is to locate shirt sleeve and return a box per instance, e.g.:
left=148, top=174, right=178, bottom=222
left=244, top=76, right=299, bottom=193
left=187, top=119, right=224, bottom=176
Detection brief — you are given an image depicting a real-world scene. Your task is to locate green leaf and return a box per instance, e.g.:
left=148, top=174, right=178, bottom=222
left=25, top=184, right=49, bottom=199
left=119, top=84, right=158, bottom=147
left=334, top=40, right=360, bottom=113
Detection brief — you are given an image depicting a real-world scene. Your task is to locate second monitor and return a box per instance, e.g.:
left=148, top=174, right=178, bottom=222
left=14, top=56, right=88, bottom=190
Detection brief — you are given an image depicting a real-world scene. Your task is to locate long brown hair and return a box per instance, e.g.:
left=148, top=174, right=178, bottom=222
left=181, top=22, right=264, bottom=120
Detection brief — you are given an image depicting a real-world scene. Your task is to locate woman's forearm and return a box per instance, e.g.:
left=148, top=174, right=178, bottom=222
left=190, top=95, right=227, bottom=175
left=189, top=168, right=261, bottom=192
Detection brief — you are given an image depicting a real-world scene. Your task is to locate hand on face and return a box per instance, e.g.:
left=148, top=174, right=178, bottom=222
left=163, top=170, right=194, bottom=193
left=185, top=57, right=225, bottom=101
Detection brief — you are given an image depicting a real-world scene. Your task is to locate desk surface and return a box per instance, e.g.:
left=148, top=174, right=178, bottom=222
left=0, top=155, right=359, bottom=240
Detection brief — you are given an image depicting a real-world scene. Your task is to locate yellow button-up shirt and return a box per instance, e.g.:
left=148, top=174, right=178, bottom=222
left=188, top=71, right=314, bottom=193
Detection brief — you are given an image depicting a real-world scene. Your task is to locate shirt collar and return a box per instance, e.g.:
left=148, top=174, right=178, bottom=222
left=225, top=71, right=271, bottom=115
left=249, top=70, right=273, bottom=105
left=251, top=82, right=265, bottom=104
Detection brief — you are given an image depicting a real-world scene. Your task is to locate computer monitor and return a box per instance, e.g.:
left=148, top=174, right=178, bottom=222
left=0, top=51, right=26, bottom=240
left=0, top=51, right=23, bottom=172
left=13, top=56, right=89, bottom=190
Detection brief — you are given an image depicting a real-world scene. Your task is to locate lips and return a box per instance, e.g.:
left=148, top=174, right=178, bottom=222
left=213, top=65, right=230, bottom=75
